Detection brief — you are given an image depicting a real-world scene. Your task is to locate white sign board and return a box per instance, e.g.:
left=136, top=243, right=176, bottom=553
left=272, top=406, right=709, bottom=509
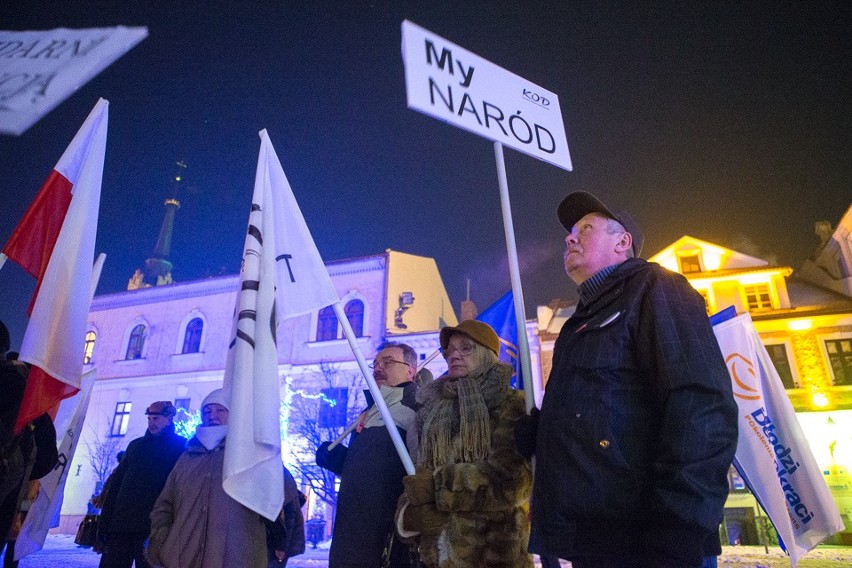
left=0, top=26, right=148, bottom=136
left=401, top=20, right=572, bottom=171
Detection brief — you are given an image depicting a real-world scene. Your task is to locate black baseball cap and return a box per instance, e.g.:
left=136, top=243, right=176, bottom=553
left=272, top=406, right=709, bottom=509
left=557, top=191, right=644, bottom=257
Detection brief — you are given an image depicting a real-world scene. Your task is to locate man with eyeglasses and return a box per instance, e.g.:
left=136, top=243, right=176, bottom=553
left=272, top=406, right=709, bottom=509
left=316, top=342, right=420, bottom=568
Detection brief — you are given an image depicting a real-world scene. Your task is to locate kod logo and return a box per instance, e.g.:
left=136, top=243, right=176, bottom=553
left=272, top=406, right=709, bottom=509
left=726, top=353, right=761, bottom=401
left=522, top=88, right=550, bottom=109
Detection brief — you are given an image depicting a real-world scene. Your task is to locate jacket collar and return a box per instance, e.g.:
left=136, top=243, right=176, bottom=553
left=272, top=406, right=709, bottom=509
left=575, top=258, right=649, bottom=315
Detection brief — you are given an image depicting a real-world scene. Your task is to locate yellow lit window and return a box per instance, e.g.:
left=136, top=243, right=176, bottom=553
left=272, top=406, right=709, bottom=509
left=743, top=284, right=773, bottom=312
left=679, top=253, right=702, bottom=274
left=825, top=339, right=852, bottom=386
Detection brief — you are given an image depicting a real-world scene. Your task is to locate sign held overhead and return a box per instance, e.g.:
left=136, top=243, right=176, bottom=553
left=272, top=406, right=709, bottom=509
left=0, top=26, right=147, bottom=136
left=401, top=20, right=572, bottom=171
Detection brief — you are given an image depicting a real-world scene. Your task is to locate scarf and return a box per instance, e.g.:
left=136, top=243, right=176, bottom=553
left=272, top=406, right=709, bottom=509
left=195, top=424, right=228, bottom=450
left=416, top=363, right=511, bottom=469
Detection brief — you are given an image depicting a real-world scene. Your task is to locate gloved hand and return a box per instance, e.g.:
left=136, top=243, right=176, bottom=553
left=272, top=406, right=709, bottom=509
left=514, top=406, right=540, bottom=460
left=315, top=441, right=348, bottom=475
left=402, top=468, right=436, bottom=506
left=402, top=502, right=449, bottom=537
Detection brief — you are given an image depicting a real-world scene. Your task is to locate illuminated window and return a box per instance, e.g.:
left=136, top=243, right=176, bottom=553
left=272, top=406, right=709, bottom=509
left=679, top=253, right=702, bottom=274
left=316, top=306, right=337, bottom=341
left=125, top=324, right=146, bottom=360
left=765, top=344, right=796, bottom=389
left=111, top=402, right=132, bottom=436
left=318, top=387, right=348, bottom=428
left=182, top=317, right=203, bottom=354
left=345, top=299, right=364, bottom=338
left=743, top=284, right=773, bottom=312
left=825, top=339, right=852, bottom=386
left=83, top=330, right=96, bottom=364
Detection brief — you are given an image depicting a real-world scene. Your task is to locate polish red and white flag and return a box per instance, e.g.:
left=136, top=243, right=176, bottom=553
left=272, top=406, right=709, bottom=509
left=1, top=98, right=108, bottom=432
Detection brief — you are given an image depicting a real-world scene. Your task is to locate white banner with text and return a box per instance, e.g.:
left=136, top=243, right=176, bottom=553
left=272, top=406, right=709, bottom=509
left=401, top=20, right=572, bottom=170
left=0, top=26, right=147, bottom=135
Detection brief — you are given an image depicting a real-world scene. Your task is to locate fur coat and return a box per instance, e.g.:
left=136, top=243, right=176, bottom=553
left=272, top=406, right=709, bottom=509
left=410, top=363, right=533, bottom=568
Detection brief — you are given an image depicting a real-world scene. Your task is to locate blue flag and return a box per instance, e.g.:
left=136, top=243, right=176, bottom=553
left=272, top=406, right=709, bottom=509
left=477, top=291, right=523, bottom=389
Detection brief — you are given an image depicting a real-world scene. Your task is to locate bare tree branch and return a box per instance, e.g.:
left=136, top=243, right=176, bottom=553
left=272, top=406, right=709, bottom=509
left=287, top=361, right=367, bottom=512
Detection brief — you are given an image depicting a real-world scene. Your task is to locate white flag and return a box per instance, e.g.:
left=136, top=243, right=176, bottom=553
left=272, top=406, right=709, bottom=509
left=261, top=130, right=338, bottom=319
left=713, top=313, right=845, bottom=565
left=223, top=129, right=338, bottom=520
left=14, top=370, right=97, bottom=560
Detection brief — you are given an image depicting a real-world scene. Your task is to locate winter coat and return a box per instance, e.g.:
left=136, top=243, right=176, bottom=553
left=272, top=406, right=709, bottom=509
left=148, top=435, right=268, bottom=568
left=409, top=363, right=533, bottom=568
left=327, top=382, right=418, bottom=568
left=98, top=424, right=186, bottom=536
left=530, top=258, right=738, bottom=566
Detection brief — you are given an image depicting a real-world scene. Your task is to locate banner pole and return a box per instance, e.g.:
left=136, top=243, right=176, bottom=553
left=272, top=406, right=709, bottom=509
left=332, top=302, right=415, bottom=475
left=328, top=417, right=360, bottom=450
left=493, top=141, right=535, bottom=413
left=417, top=348, right=441, bottom=372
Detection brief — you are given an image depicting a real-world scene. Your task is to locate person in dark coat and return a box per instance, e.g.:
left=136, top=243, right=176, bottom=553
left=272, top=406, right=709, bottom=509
left=522, top=192, right=738, bottom=568
left=315, top=342, right=419, bottom=568
left=97, top=401, right=186, bottom=568
left=0, top=321, right=58, bottom=565
left=266, top=466, right=306, bottom=567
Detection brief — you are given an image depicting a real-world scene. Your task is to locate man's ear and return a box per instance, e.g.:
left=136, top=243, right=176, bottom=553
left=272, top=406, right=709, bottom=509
left=614, top=231, right=633, bottom=255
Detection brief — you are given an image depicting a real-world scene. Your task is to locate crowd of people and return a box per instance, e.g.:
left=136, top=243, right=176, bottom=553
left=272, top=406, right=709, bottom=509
left=0, top=190, right=739, bottom=568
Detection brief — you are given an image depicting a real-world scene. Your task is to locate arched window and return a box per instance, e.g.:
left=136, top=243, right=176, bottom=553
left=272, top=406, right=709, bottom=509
left=125, top=324, right=146, bottom=360
left=83, top=330, right=96, bottom=364
left=345, top=299, right=364, bottom=338
left=316, top=306, right=337, bottom=341
left=182, top=317, right=203, bottom=354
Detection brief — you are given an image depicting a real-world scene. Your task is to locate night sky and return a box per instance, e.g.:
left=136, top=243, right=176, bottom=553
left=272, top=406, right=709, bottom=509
left=1, top=2, right=850, bottom=350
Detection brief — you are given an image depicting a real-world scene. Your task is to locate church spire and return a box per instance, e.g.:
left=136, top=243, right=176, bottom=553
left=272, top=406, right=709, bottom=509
left=128, top=161, right=186, bottom=290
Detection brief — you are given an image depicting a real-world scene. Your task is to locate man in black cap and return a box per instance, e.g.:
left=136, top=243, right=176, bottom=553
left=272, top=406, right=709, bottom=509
left=526, top=192, right=738, bottom=567
left=97, top=401, right=186, bottom=568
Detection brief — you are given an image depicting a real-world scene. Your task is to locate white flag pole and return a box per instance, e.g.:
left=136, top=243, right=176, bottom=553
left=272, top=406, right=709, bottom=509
left=417, top=348, right=441, bottom=372
left=494, top=141, right=535, bottom=413
left=328, top=418, right=361, bottom=451
left=332, top=302, right=415, bottom=475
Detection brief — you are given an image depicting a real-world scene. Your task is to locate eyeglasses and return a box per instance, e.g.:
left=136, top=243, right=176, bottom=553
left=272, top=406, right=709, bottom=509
left=443, top=343, right=475, bottom=358
left=368, top=358, right=411, bottom=370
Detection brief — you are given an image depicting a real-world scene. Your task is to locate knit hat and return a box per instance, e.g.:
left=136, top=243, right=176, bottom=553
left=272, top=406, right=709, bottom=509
left=201, top=388, right=229, bottom=411
left=557, top=191, right=644, bottom=257
left=145, top=401, right=177, bottom=417
left=439, top=320, right=500, bottom=356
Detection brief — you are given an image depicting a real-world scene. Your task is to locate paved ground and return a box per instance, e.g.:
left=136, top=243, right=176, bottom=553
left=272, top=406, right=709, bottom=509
left=3, top=535, right=852, bottom=567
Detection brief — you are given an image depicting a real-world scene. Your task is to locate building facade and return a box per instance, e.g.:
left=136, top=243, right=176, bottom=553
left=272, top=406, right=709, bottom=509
left=59, top=250, right=486, bottom=532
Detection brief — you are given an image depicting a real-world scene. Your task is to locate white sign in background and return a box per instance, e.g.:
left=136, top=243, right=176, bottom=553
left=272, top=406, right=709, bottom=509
left=401, top=20, right=572, bottom=171
left=0, top=26, right=148, bottom=136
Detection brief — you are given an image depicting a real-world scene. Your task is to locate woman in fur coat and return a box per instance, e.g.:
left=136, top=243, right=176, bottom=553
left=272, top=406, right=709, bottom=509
left=397, top=320, right=533, bottom=568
